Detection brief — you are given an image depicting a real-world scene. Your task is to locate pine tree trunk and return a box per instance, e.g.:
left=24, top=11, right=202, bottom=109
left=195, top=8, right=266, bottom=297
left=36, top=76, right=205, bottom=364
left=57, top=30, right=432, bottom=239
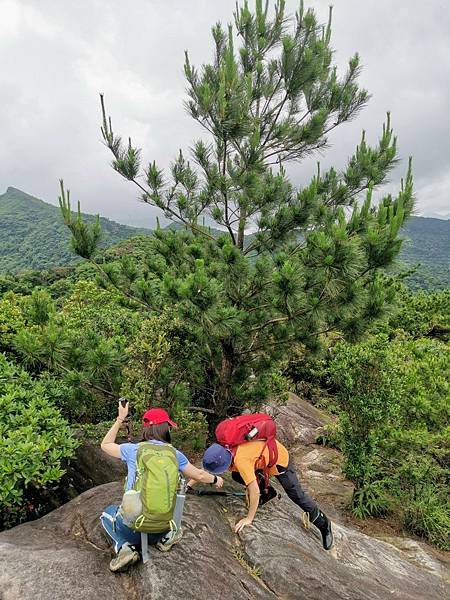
left=237, top=207, right=246, bottom=250
left=215, top=341, right=234, bottom=417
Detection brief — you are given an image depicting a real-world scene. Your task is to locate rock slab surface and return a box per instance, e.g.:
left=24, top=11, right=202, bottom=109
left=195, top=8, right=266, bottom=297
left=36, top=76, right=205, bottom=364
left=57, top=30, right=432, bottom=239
left=1, top=394, right=448, bottom=600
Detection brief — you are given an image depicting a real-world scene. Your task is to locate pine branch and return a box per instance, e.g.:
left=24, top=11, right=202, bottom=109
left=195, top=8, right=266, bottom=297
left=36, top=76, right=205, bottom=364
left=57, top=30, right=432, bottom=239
left=90, top=260, right=158, bottom=311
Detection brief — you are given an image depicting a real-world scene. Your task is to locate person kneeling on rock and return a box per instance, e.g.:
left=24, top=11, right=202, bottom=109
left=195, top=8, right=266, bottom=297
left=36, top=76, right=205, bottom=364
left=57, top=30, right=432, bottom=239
left=99, top=400, right=223, bottom=573
left=195, top=413, right=333, bottom=550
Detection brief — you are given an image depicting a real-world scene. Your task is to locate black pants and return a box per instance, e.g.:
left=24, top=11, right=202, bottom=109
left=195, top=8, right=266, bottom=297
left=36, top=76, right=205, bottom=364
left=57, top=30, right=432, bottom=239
left=232, top=458, right=318, bottom=515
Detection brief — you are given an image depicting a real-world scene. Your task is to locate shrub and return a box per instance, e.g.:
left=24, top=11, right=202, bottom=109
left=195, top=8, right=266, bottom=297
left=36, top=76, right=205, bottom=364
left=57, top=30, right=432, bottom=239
left=389, top=287, right=450, bottom=340
left=171, top=408, right=208, bottom=457
left=328, top=336, right=402, bottom=491
left=0, top=293, right=25, bottom=351
left=121, top=313, right=203, bottom=417
left=403, top=485, right=450, bottom=551
left=329, top=332, right=449, bottom=546
left=0, top=354, right=77, bottom=529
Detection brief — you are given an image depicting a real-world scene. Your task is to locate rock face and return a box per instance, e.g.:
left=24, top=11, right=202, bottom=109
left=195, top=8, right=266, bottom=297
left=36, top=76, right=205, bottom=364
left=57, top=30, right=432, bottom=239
left=21, top=442, right=127, bottom=519
left=265, top=392, right=332, bottom=448
left=65, top=442, right=127, bottom=491
left=1, top=394, right=449, bottom=600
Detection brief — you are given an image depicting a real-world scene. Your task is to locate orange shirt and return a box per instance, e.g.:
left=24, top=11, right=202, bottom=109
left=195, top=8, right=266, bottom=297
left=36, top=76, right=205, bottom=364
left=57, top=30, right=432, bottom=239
left=230, top=439, right=289, bottom=485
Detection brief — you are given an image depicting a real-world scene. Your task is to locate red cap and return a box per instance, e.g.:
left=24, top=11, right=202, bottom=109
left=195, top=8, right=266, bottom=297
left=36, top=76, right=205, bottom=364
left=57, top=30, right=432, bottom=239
left=142, top=407, right=177, bottom=428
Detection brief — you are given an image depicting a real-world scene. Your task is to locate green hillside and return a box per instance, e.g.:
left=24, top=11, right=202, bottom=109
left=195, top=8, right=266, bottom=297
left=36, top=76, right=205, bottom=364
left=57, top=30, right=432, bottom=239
left=0, top=187, right=152, bottom=272
left=401, top=216, right=450, bottom=265
left=397, top=216, right=450, bottom=290
left=1, top=187, right=449, bottom=289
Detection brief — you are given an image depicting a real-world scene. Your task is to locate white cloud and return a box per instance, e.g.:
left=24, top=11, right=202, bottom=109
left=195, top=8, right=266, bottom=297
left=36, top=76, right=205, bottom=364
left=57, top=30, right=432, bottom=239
left=0, top=0, right=449, bottom=226
left=415, top=172, right=450, bottom=216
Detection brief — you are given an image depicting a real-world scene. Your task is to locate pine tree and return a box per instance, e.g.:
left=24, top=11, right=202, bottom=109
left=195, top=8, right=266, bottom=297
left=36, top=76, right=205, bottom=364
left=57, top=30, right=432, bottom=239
left=61, top=1, right=414, bottom=417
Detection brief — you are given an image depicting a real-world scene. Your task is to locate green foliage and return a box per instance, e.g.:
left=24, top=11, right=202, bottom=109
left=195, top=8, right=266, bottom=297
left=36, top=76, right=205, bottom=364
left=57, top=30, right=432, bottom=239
left=402, top=485, right=450, bottom=551
left=23, top=289, right=55, bottom=326
left=351, top=481, right=391, bottom=519
left=329, top=336, right=402, bottom=490
left=60, top=2, right=414, bottom=417
left=170, top=408, right=208, bottom=456
left=59, top=181, right=102, bottom=260
left=388, top=287, right=450, bottom=340
left=121, top=314, right=181, bottom=415
left=285, top=287, right=450, bottom=548
left=12, top=279, right=140, bottom=422
left=0, top=354, right=77, bottom=528
left=0, top=293, right=25, bottom=351
left=265, top=368, right=290, bottom=405
left=327, top=304, right=449, bottom=548
left=73, top=420, right=121, bottom=444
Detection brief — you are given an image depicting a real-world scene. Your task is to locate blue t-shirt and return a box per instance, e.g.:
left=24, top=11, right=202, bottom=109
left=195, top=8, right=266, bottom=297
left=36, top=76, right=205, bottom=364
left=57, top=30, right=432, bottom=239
left=120, top=440, right=189, bottom=491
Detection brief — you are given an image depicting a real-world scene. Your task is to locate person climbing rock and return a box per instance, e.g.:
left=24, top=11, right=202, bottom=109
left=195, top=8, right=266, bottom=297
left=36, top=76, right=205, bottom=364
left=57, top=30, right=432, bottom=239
left=198, top=413, right=333, bottom=550
left=99, top=401, right=224, bottom=572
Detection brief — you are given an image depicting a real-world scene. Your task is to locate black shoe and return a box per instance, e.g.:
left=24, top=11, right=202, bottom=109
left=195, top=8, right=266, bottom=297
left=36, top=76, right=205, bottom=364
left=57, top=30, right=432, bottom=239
left=310, top=509, right=334, bottom=550
left=259, top=485, right=281, bottom=506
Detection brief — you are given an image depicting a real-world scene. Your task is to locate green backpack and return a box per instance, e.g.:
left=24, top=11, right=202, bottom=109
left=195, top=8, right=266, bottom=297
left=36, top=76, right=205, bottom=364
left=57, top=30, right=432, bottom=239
left=131, top=442, right=179, bottom=533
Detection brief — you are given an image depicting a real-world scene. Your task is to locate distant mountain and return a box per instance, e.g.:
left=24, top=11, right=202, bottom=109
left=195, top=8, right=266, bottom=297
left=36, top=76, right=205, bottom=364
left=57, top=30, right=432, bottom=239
left=400, top=216, right=450, bottom=267
left=396, top=215, right=450, bottom=290
left=0, top=187, right=152, bottom=272
left=1, top=187, right=449, bottom=289
left=420, top=212, right=450, bottom=220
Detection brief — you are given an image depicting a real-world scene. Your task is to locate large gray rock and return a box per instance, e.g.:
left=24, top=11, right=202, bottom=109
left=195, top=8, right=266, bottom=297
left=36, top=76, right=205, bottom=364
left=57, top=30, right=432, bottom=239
left=66, top=442, right=127, bottom=490
left=21, top=442, right=127, bottom=518
left=1, top=394, right=448, bottom=599
left=0, top=481, right=274, bottom=600
left=0, top=479, right=448, bottom=600
left=265, top=392, right=332, bottom=448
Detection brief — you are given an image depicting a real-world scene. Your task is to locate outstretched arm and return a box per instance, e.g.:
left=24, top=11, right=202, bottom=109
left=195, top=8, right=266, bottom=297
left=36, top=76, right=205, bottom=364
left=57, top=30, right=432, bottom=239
left=235, top=479, right=260, bottom=533
left=100, top=401, right=128, bottom=458
left=182, top=462, right=224, bottom=488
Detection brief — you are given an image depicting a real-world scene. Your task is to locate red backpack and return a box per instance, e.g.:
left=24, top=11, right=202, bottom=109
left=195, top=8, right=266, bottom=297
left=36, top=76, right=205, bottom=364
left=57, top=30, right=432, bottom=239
left=215, top=413, right=278, bottom=488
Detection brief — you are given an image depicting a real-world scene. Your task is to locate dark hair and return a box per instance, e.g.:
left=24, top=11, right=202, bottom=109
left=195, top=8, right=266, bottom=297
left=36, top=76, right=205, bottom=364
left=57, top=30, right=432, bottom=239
left=141, top=422, right=171, bottom=443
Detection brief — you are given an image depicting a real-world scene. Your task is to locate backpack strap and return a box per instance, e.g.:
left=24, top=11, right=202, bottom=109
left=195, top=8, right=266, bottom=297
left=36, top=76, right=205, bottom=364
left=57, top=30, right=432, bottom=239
left=255, top=438, right=278, bottom=490
left=255, top=441, right=270, bottom=491
left=266, top=438, right=278, bottom=469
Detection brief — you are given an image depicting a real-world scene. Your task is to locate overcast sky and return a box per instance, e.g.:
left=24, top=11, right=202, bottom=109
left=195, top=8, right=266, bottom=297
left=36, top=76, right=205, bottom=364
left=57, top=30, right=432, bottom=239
left=1, top=0, right=449, bottom=228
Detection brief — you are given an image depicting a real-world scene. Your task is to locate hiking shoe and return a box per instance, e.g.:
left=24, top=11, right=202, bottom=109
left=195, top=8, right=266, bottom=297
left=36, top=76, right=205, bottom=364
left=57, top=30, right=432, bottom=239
left=311, top=509, right=334, bottom=550
left=109, top=543, right=140, bottom=573
left=156, top=528, right=183, bottom=552
left=259, top=485, right=281, bottom=506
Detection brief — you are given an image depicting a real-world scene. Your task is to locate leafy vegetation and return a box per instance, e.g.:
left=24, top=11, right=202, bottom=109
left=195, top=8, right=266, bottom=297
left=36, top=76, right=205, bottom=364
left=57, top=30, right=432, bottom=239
left=0, top=354, right=77, bottom=528
left=62, top=0, right=414, bottom=419
left=302, top=287, right=450, bottom=550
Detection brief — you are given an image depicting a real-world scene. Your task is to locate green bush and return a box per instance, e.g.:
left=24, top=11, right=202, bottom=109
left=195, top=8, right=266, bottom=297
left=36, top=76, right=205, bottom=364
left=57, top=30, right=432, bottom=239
left=0, top=354, right=77, bottom=529
left=121, top=312, right=203, bottom=417
left=389, top=287, right=450, bottom=340
left=403, top=485, right=450, bottom=551
left=328, top=336, right=402, bottom=492
left=328, top=332, right=449, bottom=546
left=0, top=292, right=26, bottom=351
left=171, top=407, right=208, bottom=456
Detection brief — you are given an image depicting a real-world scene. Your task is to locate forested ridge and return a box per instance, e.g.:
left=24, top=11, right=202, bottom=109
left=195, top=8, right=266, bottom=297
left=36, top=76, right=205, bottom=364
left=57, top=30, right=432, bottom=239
left=0, top=187, right=152, bottom=272
left=398, top=215, right=450, bottom=290
left=1, top=185, right=448, bottom=290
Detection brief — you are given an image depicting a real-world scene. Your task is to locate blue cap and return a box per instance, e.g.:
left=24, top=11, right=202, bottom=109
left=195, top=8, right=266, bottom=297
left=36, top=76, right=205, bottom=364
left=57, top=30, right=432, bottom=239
left=202, top=443, right=232, bottom=474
